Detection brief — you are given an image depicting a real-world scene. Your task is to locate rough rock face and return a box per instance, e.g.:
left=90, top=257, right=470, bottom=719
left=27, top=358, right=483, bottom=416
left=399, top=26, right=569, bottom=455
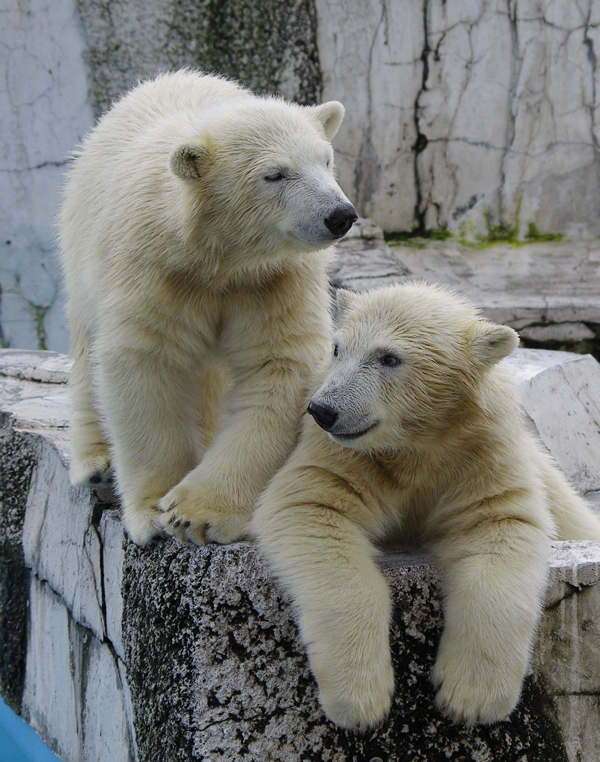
left=76, top=0, right=322, bottom=115
left=0, top=427, right=35, bottom=713
left=124, top=542, right=574, bottom=762
left=317, top=0, right=600, bottom=236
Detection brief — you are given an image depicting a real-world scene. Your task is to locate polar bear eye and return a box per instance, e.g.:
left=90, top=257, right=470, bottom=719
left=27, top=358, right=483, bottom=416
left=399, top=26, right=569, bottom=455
left=264, top=171, right=286, bottom=182
left=381, top=353, right=401, bottom=367
left=333, top=344, right=339, bottom=357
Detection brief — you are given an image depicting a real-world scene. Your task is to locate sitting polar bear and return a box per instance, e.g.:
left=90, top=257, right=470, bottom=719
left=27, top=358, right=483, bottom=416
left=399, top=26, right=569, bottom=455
left=60, top=70, right=356, bottom=545
left=253, top=282, right=600, bottom=730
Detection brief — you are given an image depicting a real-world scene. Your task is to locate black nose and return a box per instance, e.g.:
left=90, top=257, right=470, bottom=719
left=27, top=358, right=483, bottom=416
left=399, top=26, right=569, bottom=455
left=307, top=401, right=339, bottom=431
left=325, top=204, right=358, bottom=238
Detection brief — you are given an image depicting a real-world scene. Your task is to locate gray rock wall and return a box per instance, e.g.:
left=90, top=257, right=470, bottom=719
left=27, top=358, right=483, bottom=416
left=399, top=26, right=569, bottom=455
left=76, top=0, right=321, bottom=116
left=3, top=0, right=600, bottom=351
left=0, top=426, right=35, bottom=713
left=1, top=348, right=600, bottom=761
left=318, top=0, right=600, bottom=237
left=0, top=0, right=94, bottom=353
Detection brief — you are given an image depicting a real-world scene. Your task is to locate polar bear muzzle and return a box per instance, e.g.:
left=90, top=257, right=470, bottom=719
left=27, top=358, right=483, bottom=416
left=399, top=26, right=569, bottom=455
left=306, top=400, right=338, bottom=430
left=324, top=204, right=358, bottom=238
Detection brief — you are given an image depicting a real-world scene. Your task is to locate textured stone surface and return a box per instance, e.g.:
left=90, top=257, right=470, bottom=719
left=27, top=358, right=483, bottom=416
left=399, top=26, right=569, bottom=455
left=100, top=509, right=127, bottom=661
left=519, top=323, right=596, bottom=343
left=534, top=541, right=600, bottom=762
left=317, top=0, right=600, bottom=236
left=330, top=220, right=412, bottom=293
left=0, top=349, right=72, bottom=384
left=123, top=541, right=572, bottom=762
left=381, top=239, right=600, bottom=329
left=0, top=350, right=71, bottom=463
left=21, top=575, right=136, bottom=762
left=332, top=236, right=600, bottom=360
left=0, top=424, right=36, bottom=713
left=76, top=0, right=321, bottom=116
left=504, top=350, right=600, bottom=494
left=22, top=436, right=105, bottom=640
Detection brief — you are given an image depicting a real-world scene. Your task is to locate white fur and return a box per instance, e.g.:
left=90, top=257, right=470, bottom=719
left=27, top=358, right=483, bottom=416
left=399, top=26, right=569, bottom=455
left=60, top=70, right=354, bottom=545
left=253, top=282, right=600, bottom=730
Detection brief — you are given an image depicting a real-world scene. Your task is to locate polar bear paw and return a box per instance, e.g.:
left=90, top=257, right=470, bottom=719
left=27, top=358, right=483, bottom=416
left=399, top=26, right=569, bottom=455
left=319, top=678, right=394, bottom=732
left=432, top=651, right=522, bottom=726
left=122, top=503, right=166, bottom=546
left=157, top=483, right=251, bottom=545
left=310, top=647, right=395, bottom=731
left=70, top=451, right=114, bottom=490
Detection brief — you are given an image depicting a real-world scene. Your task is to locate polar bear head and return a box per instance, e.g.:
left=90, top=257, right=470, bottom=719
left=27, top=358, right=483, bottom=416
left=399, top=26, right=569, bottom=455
left=307, top=282, right=519, bottom=452
left=169, top=95, right=356, bottom=262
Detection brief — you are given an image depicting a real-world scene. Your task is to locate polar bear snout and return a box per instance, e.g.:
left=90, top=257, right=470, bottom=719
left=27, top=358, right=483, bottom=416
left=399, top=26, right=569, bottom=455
left=308, top=386, right=379, bottom=445
left=325, top=204, right=357, bottom=238
left=307, top=400, right=339, bottom=430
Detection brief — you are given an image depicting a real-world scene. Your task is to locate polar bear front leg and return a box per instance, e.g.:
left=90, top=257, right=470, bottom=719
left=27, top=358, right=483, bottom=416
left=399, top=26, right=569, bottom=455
left=431, top=506, right=550, bottom=725
left=253, top=479, right=394, bottom=730
left=68, top=327, right=112, bottom=488
left=158, top=359, right=306, bottom=544
left=96, top=345, right=201, bottom=545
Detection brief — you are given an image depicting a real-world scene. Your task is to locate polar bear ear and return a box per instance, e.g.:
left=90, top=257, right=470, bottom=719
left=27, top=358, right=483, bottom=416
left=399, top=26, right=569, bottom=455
left=310, top=101, right=345, bottom=140
left=170, top=142, right=211, bottom=180
left=336, top=288, right=358, bottom=319
left=470, top=322, right=519, bottom=366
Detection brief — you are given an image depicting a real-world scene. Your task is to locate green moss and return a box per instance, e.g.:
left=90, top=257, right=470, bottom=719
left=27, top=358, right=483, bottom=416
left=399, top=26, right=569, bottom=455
left=384, top=228, right=453, bottom=247
left=386, top=200, right=565, bottom=250
left=526, top=222, right=565, bottom=243
left=32, top=306, right=48, bottom=351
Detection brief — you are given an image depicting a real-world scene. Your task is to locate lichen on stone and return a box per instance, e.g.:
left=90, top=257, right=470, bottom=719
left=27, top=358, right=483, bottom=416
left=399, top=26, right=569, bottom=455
left=76, top=0, right=322, bottom=117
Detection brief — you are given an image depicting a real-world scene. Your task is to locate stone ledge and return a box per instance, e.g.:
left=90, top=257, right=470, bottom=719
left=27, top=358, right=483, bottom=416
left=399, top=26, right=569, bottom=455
left=332, top=235, right=600, bottom=360
left=1, top=349, right=600, bottom=761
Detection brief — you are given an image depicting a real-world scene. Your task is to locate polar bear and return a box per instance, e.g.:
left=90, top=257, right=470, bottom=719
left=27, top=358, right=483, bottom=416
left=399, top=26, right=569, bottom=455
left=253, top=282, right=600, bottom=730
left=60, top=70, right=356, bottom=545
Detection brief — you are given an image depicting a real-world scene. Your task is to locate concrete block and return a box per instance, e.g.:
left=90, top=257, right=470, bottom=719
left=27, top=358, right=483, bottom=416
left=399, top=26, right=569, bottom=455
left=82, top=638, right=136, bottom=762
left=1, top=0, right=94, bottom=353
left=21, top=577, right=81, bottom=762
left=0, top=424, right=36, bottom=712
left=0, top=350, right=72, bottom=384
left=335, top=238, right=600, bottom=334
left=329, top=235, right=410, bottom=293
left=123, top=541, right=598, bottom=762
left=519, top=323, right=596, bottom=343
left=533, top=541, right=600, bottom=762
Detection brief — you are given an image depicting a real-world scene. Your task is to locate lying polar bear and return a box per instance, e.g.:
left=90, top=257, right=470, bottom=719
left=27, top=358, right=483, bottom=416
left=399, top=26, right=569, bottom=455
left=253, top=281, right=600, bottom=730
